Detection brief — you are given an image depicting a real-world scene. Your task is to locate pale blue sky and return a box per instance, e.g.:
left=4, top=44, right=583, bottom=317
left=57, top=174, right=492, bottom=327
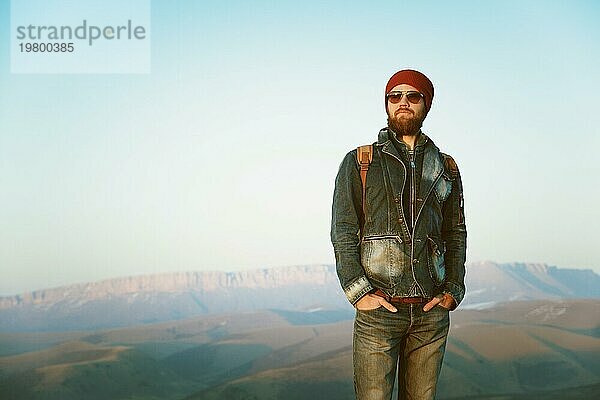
left=1, top=1, right=599, bottom=295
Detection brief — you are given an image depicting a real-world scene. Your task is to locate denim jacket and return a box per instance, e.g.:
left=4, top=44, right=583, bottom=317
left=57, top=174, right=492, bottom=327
left=330, top=128, right=467, bottom=309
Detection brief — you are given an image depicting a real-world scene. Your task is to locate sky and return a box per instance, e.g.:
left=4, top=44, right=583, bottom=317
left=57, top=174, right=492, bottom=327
left=1, top=0, right=599, bottom=295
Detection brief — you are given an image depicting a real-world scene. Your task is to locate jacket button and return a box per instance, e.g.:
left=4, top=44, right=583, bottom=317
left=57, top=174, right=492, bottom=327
left=412, top=259, right=419, bottom=265
left=394, top=198, right=400, bottom=203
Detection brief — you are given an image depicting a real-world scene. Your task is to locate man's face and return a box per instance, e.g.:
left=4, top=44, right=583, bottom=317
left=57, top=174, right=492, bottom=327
left=386, top=84, right=427, bottom=137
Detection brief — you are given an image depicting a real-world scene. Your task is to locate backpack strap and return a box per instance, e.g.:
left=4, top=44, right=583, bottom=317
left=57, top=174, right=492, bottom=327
left=356, top=145, right=373, bottom=220
left=441, top=153, right=459, bottom=180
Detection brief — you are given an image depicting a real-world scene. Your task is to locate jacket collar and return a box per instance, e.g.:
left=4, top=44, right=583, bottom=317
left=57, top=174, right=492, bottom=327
left=377, top=127, right=430, bottom=161
left=377, top=127, right=429, bottom=149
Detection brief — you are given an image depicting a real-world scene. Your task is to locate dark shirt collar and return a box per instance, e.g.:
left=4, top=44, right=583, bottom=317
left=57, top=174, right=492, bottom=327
left=382, top=127, right=429, bottom=153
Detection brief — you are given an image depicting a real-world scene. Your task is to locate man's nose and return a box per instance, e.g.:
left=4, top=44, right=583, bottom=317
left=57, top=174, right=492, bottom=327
left=399, top=94, right=410, bottom=106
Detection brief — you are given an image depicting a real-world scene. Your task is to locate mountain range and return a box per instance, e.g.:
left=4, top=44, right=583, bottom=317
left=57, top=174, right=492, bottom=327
left=1, top=261, right=599, bottom=332
left=0, top=262, right=598, bottom=399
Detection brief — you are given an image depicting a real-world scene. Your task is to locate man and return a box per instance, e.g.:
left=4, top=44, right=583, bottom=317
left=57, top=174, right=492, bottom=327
left=330, top=69, right=467, bottom=400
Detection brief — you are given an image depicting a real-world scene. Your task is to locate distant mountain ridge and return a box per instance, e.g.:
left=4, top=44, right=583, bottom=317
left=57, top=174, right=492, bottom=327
left=0, top=265, right=339, bottom=308
left=462, top=261, right=600, bottom=307
left=0, top=262, right=598, bottom=332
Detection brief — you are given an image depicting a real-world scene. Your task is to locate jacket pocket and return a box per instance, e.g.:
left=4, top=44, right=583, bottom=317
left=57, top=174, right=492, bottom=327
left=427, top=236, right=446, bottom=286
left=360, top=235, right=406, bottom=289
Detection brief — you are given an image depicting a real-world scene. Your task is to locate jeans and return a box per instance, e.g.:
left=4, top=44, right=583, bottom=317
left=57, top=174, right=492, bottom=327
left=353, top=303, right=450, bottom=400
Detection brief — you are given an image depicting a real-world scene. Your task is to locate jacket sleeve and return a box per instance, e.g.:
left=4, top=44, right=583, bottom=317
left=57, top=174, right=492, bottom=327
left=441, top=156, right=467, bottom=309
left=331, top=150, right=374, bottom=305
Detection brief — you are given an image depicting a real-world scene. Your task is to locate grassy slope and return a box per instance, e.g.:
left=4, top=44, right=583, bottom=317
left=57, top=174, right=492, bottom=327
left=0, top=301, right=598, bottom=400
left=0, top=344, right=198, bottom=400
left=189, top=301, right=600, bottom=400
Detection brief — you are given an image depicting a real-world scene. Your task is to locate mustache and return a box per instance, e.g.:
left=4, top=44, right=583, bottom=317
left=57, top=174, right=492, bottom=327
left=394, top=108, right=414, bottom=116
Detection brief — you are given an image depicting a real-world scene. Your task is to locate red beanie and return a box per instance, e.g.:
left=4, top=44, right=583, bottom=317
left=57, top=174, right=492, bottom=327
left=385, top=69, right=434, bottom=113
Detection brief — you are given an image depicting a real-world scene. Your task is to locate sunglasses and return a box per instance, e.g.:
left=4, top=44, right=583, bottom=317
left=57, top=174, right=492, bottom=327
left=386, top=91, right=424, bottom=104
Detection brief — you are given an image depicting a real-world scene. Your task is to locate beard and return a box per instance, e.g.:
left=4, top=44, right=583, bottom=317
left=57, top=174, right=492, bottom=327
left=387, top=109, right=426, bottom=137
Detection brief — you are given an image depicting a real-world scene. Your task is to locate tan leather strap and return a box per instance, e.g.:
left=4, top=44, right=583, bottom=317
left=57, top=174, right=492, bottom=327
left=356, top=145, right=373, bottom=222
